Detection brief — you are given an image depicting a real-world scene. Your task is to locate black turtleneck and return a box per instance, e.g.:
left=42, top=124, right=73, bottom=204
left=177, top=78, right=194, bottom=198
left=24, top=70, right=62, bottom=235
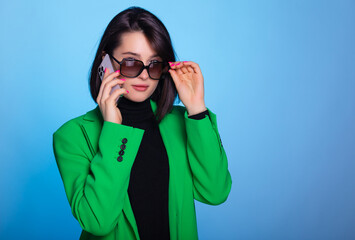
left=116, top=96, right=209, bottom=240
left=117, top=96, right=170, bottom=240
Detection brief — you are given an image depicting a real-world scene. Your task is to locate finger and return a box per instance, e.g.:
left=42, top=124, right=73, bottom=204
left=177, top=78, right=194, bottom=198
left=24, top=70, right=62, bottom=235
left=181, top=61, right=204, bottom=87
left=102, top=78, right=126, bottom=101
left=114, top=78, right=126, bottom=88
left=168, top=61, right=181, bottom=69
left=97, top=68, right=116, bottom=102
left=102, top=69, right=120, bottom=84
left=175, top=68, right=183, bottom=75
left=101, top=79, right=125, bottom=103
left=174, top=61, right=182, bottom=67
left=169, top=61, right=187, bottom=75
left=172, top=61, right=190, bottom=74
left=186, top=66, right=194, bottom=73
left=168, top=69, right=181, bottom=87
left=106, top=87, right=128, bottom=104
left=181, top=61, right=201, bottom=75
left=180, top=66, right=188, bottom=74
left=97, top=70, right=121, bottom=103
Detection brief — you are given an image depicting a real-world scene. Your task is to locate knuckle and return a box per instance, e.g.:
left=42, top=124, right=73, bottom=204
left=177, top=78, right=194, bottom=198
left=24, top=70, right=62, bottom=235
left=116, top=91, right=124, bottom=96
left=108, top=78, right=119, bottom=85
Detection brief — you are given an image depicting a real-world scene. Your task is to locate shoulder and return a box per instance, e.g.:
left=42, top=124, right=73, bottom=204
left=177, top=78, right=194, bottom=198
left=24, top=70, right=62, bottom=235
left=167, top=104, right=187, bottom=120
left=171, top=105, right=186, bottom=115
left=157, top=104, right=187, bottom=127
left=53, top=115, right=84, bottom=140
left=53, top=106, right=100, bottom=137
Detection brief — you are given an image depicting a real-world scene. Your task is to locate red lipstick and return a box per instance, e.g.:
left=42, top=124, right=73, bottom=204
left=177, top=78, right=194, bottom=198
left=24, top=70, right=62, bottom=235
left=132, top=84, right=149, bottom=91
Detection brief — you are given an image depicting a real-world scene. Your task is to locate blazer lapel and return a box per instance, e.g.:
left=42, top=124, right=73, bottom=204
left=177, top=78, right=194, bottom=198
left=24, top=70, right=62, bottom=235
left=151, top=101, right=184, bottom=239
left=80, top=101, right=184, bottom=240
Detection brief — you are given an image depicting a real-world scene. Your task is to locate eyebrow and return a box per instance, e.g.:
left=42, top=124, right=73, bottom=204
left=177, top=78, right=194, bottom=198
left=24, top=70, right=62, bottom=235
left=122, top=52, right=160, bottom=59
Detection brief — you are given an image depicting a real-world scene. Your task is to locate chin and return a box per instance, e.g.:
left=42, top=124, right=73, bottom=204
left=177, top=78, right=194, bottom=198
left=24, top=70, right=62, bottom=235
left=125, top=93, right=152, bottom=102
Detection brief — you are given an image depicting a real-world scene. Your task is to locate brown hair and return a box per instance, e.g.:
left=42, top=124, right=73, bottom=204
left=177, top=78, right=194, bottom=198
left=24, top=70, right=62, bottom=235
left=89, top=6, right=177, bottom=123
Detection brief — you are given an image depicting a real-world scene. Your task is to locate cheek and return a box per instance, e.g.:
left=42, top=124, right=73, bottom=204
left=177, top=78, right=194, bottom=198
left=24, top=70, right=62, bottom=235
left=121, top=81, right=130, bottom=89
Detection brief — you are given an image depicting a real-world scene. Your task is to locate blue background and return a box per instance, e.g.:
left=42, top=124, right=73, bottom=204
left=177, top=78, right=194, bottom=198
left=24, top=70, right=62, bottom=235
left=1, top=0, right=354, bottom=239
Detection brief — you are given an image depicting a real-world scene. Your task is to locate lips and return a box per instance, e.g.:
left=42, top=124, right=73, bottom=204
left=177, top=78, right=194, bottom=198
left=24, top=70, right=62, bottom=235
left=132, top=84, right=149, bottom=91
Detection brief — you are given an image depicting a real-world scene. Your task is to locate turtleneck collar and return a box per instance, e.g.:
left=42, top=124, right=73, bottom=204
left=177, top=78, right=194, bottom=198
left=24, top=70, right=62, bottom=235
left=117, top=96, right=155, bottom=125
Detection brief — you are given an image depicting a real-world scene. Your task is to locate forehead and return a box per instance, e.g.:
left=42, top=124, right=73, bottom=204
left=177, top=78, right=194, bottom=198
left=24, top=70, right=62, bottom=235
left=113, top=31, right=157, bottom=58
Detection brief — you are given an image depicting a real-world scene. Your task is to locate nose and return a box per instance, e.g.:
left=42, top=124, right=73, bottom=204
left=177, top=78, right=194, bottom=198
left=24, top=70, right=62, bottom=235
left=139, top=67, right=149, bottom=80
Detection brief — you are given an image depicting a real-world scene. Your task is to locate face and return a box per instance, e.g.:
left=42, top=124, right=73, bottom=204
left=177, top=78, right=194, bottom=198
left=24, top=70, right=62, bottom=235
left=104, top=31, right=161, bottom=102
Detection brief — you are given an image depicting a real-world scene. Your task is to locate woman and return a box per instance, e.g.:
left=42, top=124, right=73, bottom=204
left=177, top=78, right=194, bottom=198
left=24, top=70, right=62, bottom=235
left=53, top=6, right=231, bottom=240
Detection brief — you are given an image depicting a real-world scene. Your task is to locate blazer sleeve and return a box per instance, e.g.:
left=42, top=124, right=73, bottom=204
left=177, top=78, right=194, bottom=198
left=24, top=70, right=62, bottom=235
left=184, top=109, right=232, bottom=205
left=52, top=120, right=144, bottom=236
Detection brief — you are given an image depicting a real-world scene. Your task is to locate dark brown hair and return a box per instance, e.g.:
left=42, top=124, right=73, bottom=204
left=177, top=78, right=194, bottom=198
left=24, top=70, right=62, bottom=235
left=89, top=6, right=177, bottom=123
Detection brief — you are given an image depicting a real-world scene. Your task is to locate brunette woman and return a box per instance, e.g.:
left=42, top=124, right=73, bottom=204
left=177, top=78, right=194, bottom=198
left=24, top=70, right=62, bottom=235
left=53, top=6, right=231, bottom=240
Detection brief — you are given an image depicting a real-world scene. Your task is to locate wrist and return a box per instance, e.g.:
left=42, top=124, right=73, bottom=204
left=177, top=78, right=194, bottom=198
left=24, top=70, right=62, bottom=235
left=187, top=105, right=207, bottom=116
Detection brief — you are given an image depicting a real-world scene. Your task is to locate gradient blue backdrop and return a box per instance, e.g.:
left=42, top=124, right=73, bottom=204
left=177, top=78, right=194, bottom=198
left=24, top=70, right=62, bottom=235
left=1, top=0, right=354, bottom=239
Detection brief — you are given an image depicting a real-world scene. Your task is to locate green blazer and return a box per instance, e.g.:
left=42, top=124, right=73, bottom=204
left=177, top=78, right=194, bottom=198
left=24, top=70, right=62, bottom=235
left=53, top=99, right=232, bottom=240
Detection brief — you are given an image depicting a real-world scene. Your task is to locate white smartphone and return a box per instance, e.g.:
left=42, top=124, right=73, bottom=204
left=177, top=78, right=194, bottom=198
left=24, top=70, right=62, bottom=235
left=98, top=53, right=121, bottom=95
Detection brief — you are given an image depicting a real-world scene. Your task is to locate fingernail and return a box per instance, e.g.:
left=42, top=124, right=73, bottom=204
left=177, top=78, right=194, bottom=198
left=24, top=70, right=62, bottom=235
left=115, top=70, right=120, bottom=73
left=105, top=68, right=107, bottom=73
left=171, top=64, right=175, bottom=66
left=126, top=90, right=129, bottom=93
left=168, top=62, right=172, bottom=64
left=176, top=62, right=181, bottom=66
left=183, top=61, right=188, bottom=63
left=121, top=79, right=126, bottom=81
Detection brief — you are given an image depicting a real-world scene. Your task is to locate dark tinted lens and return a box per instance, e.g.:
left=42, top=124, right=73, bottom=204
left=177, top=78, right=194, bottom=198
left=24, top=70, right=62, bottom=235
left=149, top=62, right=164, bottom=79
left=121, top=59, right=143, bottom=77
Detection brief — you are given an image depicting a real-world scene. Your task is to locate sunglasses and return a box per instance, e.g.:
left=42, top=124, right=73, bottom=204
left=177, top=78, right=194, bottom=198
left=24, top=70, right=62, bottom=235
left=109, top=54, right=170, bottom=80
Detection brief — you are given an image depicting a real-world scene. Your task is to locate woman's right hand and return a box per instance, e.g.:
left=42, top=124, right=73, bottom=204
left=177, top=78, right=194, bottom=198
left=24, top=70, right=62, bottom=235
left=96, top=68, right=128, bottom=124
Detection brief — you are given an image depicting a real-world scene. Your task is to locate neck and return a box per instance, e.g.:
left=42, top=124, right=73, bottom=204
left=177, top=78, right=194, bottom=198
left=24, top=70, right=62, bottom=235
left=117, top=96, right=154, bottom=123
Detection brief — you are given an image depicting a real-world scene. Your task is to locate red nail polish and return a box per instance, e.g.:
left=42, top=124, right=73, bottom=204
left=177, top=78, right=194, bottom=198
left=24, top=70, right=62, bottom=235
left=105, top=68, right=107, bottom=73
left=115, top=70, right=120, bottom=73
left=171, top=64, right=175, bottom=66
left=176, top=62, right=181, bottom=66
left=121, top=79, right=126, bottom=81
left=127, top=90, right=129, bottom=93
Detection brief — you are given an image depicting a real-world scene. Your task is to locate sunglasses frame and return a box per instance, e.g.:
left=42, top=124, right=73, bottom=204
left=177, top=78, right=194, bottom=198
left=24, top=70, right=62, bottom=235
left=109, top=54, right=170, bottom=80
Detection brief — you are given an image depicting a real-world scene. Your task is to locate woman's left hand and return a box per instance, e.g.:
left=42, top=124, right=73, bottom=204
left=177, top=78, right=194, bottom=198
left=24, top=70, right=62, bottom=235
left=168, top=61, right=207, bottom=116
